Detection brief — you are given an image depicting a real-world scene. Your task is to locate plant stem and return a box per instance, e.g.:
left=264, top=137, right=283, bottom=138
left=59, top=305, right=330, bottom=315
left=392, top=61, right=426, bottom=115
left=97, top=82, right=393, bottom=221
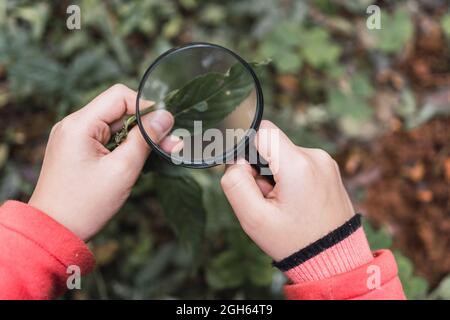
left=106, top=105, right=156, bottom=151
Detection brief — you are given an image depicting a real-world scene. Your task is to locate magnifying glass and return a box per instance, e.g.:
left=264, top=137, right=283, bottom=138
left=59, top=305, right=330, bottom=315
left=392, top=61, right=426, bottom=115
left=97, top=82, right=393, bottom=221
left=136, top=43, right=272, bottom=178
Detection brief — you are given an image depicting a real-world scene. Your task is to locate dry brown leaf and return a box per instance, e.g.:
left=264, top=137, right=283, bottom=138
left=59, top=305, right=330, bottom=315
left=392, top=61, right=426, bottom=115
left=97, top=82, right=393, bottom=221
left=417, top=189, right=433, bottom=203
left=404, top=162, right=426, bottom=182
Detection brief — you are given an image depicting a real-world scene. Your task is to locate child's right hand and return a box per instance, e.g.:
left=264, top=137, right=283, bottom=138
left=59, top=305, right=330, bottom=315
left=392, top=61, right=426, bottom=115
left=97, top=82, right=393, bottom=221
left=28, top=84, right=174, bottom=241
left=221, top=120, right=355, bottom=262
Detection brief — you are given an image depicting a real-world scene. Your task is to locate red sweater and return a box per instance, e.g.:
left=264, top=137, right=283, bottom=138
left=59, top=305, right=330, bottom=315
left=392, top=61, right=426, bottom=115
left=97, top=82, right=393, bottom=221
left=0, top=201, right=405, bottom=300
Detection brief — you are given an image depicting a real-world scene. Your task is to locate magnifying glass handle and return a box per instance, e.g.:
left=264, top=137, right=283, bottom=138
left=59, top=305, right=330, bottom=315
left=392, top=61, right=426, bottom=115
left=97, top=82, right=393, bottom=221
left=248, top=154, right=275, bottom=185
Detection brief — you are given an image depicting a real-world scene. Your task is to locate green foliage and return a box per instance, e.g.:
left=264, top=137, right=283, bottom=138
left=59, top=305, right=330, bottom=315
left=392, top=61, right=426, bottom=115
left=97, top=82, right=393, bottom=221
left=327, top=73, right=375, bottom=138
left=441, top=14, right=450, bottom=38
left=362, top=219, right=392, bottom=250
left=394, top=252, right=429, bottom=300
left=260, top=22, right=303, bottom=73
left=394, top=90, right=450, bottom=130
left=300, top=27, right=341, bottom=68
left=328, top=73, right=374, bottom=121
left=206, top=232, right=273, bottom=290
left=428, top=275, right=450, bottom=300
left=260, top=23, right=341, bottom=73
left=370, top=10, right=414, bottom=54
left=154, top=169, right=206, bottom=257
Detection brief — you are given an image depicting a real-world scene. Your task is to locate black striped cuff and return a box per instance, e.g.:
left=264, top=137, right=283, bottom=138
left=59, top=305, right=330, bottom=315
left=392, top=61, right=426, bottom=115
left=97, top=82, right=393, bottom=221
left=273, top=214, right=362, bottom=272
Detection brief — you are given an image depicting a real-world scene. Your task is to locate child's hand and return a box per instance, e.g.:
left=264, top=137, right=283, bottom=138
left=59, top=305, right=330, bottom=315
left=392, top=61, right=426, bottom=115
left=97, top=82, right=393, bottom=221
left=29, top=84, right=174, bottom=241
left=221, top=120, right=355, bottom=261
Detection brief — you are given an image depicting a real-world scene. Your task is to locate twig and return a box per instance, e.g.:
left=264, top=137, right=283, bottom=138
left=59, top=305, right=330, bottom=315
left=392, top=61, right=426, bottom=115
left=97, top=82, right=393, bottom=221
left=106, top=105, right=156, bottom=151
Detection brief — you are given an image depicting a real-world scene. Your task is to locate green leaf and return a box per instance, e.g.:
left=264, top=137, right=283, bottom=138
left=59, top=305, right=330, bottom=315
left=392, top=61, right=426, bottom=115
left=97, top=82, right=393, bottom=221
left=274, top=22, right=304, bottom=47
left=328, top=90, right=373, bottom=121
left=247, top=246, right=274, bottom=286
left=327, top=73, right=374, bottom=130
left=206, top=233, right=274, bottom=290
left=394, top=251, right=429, bottom=299
left=362, top=219, right=393, bottom=250
left=164, top=61, right=268, bottom=132
left=8, top=53, right=64, bottom=101
left=274, top=50, right=303, bottom=74
left=441, top=14, right=450, bottom=38
left=259, top=22, right=303, bottom=73
left=65, top=49, right=121, bottom=90
left=395, top=251, right=414, bottom=279
left=406, top=101, right=450, bottom=129
left=428, top=275, right=450, bottom=300
left=206, top=251, right=245, bottom=289
left=200, top=4, right=226, bottom=25
left=163, top=17, right=183, bottom=38
left=351, top=73, right=374, bottom=98
left=153, top=164, right=206, bottom=256
left=14, top=3, right=49, bottom=40
left=301, top=27, right=341, bottom=68
left=371, top=10, right=414, bottom=54
left=395, top=89, right=417, bottom=119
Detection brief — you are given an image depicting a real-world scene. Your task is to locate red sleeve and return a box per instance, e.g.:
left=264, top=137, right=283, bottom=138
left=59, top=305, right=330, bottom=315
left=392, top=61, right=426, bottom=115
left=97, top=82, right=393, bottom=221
left=0, top=201, right=95, bottom=299
left=284, top=249, right=405, bottom=300
left=275, top=214, right=406, bottom=300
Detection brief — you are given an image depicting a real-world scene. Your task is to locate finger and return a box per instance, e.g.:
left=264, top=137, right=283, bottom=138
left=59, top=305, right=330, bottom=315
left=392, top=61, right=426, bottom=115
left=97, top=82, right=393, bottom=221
left=106, top=110, right=174, bottom=170
left=249, top=165, right=274, bottom=197
left=255, top=176, right=274, bottom=197
left=221, top=160, right=270, bottom=225
left=160, top=135, right=184, bottom=154
left=110, top=119, right=125, bottom=133
left=109, top=100, right=154, bottom=134
left=254, top=120, right=298, bottom=180
left=78, top=84, right=136, bottom=124
left=80, top=84, right=153, bottom=125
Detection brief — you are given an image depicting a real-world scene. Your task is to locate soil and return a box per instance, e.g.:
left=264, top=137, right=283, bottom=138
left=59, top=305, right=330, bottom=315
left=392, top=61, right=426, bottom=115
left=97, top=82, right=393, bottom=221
left=354, top=117, right=449, bottom=287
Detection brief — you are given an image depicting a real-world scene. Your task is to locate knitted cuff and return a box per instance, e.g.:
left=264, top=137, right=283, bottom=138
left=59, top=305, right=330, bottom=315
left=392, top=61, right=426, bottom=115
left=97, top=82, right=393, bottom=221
left=273, top=214, right=373, bottom=284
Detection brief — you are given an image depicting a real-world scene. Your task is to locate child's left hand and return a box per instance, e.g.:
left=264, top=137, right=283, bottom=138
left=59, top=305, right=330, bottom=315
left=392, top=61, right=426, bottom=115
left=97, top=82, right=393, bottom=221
left=29, top=84, right=174, bottom=241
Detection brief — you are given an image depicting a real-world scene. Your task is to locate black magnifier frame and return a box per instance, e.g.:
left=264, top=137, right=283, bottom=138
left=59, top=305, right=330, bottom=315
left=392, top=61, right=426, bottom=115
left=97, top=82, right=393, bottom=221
left=136, top=42, right=264, bottom=169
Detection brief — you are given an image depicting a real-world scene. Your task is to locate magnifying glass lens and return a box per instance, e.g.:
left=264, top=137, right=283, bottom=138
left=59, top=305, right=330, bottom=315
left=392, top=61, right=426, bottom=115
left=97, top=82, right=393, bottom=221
left=137, top=45, right=259, bottom=166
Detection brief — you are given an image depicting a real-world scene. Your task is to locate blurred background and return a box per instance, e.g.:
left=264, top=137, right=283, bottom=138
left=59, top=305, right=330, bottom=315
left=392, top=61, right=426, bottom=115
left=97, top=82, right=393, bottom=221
left=0, top=0, right=449, bottom=299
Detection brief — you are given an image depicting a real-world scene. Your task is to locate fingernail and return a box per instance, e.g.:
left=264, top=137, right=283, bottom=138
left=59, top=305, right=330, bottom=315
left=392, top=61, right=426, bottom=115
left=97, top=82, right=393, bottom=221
left=149, top=110, right=173, bottom=139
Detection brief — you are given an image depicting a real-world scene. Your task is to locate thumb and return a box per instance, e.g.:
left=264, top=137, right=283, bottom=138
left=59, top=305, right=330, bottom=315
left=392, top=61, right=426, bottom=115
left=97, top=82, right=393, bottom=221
left=221, top=160, right=270, bottom=227
left=106, top=110, right=174, bottom=170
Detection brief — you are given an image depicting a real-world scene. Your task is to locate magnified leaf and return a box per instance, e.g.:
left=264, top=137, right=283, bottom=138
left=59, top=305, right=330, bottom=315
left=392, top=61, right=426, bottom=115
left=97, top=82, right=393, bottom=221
left=164, top=61, right=267, bottom=132
left=106, top=60, right=268, bottom=150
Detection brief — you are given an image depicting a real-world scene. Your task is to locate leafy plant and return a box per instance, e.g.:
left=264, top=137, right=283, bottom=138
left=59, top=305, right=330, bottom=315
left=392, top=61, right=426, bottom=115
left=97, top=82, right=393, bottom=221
left=300, top=27, right=342, bottom=68
left=153, top=163, right=206, bottom=257
left=370, top=10, right=414, bottom=54
left=327, top=72, right=375, bottom=138
left=428, top=275, right=450, bottom=300
left=260, top=22, right=304, bottom=73
left=260, top=23, right=341, bottom=72
left=206, top=231, right=274, bottom=290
